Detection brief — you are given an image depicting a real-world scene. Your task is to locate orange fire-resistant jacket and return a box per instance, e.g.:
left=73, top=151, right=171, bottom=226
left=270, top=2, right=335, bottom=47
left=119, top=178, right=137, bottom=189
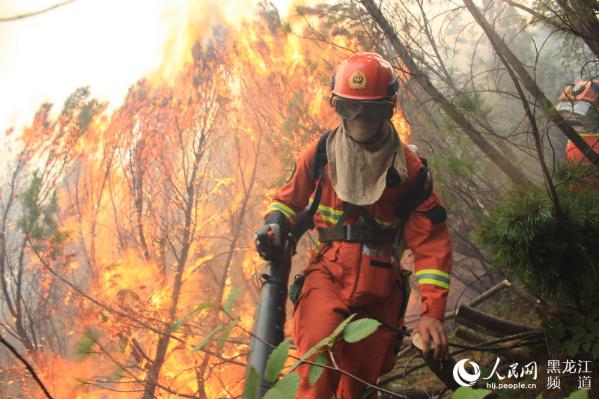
left=265, top=133, right=453, bottom=321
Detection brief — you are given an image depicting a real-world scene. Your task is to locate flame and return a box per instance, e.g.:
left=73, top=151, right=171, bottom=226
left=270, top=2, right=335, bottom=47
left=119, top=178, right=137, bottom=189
left=1, top=1, right=413, bottom=398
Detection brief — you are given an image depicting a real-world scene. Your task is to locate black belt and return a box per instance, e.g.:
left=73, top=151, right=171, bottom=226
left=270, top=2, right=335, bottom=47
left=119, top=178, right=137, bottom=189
left=318, top=225, right=396, bottom=244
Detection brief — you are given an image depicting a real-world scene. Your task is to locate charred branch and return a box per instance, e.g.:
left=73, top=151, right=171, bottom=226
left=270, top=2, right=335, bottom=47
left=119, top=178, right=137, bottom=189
left=455, top=304, right=543, bottom=337
left=0, top=335, right=54, bottom=399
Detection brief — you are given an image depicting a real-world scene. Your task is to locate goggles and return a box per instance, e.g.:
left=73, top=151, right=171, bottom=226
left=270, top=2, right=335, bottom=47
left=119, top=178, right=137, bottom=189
left=556, top=100, right=599, bottom=130
left=556, top=100, right=595, bottom=117
left=332, top=97, right=395, bottom=122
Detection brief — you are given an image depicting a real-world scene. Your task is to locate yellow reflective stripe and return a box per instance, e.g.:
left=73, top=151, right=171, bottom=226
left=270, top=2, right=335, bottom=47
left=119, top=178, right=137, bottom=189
left=317, top=203, right=343, bottom=215
left=416, top=268, right=450, bottom=289
left=269, top=201, right=296, bottom=221
left=579, top=133, right=599, bottom=137
left=318, top=212, right=339, bottom=224
left=416, top=273, right=450, bottom=284
left=415, top=269, right=450, bottom=279
left=417, top=278, right=449, bottom=289
left=316, top=204, right=396, bottom=227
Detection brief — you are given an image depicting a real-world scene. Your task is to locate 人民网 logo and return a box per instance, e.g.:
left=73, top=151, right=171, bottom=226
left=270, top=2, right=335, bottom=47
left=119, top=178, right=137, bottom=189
left=453, top=358, right=481, bottom=387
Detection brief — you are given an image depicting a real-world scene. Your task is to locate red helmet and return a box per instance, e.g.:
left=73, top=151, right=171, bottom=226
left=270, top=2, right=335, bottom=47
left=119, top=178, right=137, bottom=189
left=330, top=52, right=399, bottom=100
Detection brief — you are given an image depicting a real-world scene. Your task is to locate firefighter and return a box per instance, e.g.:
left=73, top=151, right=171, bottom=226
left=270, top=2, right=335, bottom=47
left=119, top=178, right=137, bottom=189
left=556, top=79, right=599, bottom=165
left=255, top=52, right=453, bottom=398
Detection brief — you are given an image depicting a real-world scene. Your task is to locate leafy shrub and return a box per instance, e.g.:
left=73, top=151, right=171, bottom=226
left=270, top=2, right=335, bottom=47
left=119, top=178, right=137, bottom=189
left=473, top=166, right=599, bottom=311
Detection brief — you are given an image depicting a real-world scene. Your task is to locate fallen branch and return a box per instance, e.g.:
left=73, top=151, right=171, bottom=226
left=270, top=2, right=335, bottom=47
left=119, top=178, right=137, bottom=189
left=445, top=279, right=512, bottom=321
left=455, top=304, right=543, bottom=337
left=454, top=326, right=484, bottom=344
left=468, top=279, right=511, bottom=308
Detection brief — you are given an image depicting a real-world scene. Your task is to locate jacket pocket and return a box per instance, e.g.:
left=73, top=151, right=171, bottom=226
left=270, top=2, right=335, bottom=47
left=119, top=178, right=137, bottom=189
left=345, top=244, right=397, bottom=307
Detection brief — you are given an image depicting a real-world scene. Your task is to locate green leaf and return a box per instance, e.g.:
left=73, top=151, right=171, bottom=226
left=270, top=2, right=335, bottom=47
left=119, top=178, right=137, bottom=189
left=171, top=302, right=216, bottom=331
left=570, top=325, right=586, bottom=334
left=343, top=318, right=381, bottom=343
left=591, top=343, right=599, bottom=358
left=74, top=337, right=97, bottom=359
left=192, top=324, right=224, bottom=352
left=494, top=389, right=514, bottom=399
left=545, top=319, right=566, bottom=345
left=290, top=335, right=330, bottom=372
left=217, top=319, right=238, bottom=350
left=452, top=387, right=492, bottom=399
left=308, top=353, right=327, bottom=386
left=329, top=313, right=357, bottom=344
left=171, top=320, right=185, bottom=332
left=582, top=334, right=594, bottom=343
left=74, top=328, right=101, bottom=359
left=573, top=332, right=586, bottom=341
left=535, top=394, right=543, bottom=399
left=563, top=340, right=580, bottom=356
left=243, top=366, right=260, bottom=399
left=223, top=287, right=239, bottom=315
left=265, top=339, right=290, bottom=383
left=263, top=372, right=300, bottom=399
left=565, top=390, right=589, bottom=399
left=290, top=314, right=357, bottom=372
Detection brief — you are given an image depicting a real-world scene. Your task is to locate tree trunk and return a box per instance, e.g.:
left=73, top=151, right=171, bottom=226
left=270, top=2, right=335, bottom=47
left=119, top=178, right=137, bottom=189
left=463, top=0, right=599, bottom=167
left=562, top=0, right=599, bottom=59
left=359, top=0, right=533, bottom=187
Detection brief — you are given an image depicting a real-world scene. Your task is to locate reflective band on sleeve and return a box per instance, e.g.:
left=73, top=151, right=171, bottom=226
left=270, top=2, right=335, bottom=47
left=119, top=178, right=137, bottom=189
left=415, top=269, right=450, bottom=289
left=269, top=201, right=296, bottom=221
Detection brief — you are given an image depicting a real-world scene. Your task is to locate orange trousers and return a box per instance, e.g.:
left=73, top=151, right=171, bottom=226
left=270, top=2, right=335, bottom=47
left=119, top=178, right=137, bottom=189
left=292, top=244, right=404, bottom=399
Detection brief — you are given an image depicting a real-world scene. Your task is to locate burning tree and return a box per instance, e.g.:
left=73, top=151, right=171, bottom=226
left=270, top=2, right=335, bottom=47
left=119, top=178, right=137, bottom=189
left=8, top=0, right=590, bottom=397
left=0, top=7, right=357, bottom=398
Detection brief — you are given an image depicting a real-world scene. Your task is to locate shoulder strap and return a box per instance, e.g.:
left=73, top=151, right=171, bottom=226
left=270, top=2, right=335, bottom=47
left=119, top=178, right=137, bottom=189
left=305, top=130, right=332, bottom=218
left=394, top=165, right=433, bottom=220
left=289, top=131, right=331, bottom=241
left=309, top=131, right=331, bottom=180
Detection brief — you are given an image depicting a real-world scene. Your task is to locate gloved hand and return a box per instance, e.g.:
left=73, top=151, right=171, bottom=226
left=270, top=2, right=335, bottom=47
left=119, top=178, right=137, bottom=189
left=255, top=223, right=285, bottom=261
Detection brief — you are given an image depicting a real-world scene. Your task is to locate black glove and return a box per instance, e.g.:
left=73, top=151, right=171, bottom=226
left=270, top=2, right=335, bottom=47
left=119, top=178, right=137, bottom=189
left=255, top=223, right=284, bottom=261
left=255, top=211, right=291, bottom=261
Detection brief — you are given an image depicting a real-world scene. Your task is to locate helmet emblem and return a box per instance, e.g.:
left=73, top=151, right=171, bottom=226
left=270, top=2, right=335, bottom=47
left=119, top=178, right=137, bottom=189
left=349, top=71, right=367, bottom=90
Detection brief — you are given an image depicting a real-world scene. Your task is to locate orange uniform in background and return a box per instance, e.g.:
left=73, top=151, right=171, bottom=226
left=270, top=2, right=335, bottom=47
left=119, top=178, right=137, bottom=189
left=557, top=80, right=599, bottom=164
left=265, top=134, right=453, bottom=398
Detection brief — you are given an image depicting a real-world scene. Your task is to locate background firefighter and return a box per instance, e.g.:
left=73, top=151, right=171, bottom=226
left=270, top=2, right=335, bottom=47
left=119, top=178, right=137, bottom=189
left=255, top=52, right=453, bottom=398
left=557, top=78, right=599, bottom=166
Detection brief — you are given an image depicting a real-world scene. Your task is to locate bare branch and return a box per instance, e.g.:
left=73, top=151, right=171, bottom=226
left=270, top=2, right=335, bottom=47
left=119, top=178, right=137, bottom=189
left=0, top=0, right=77, bottom=22
left=0, top=335, right=54, bottom=399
